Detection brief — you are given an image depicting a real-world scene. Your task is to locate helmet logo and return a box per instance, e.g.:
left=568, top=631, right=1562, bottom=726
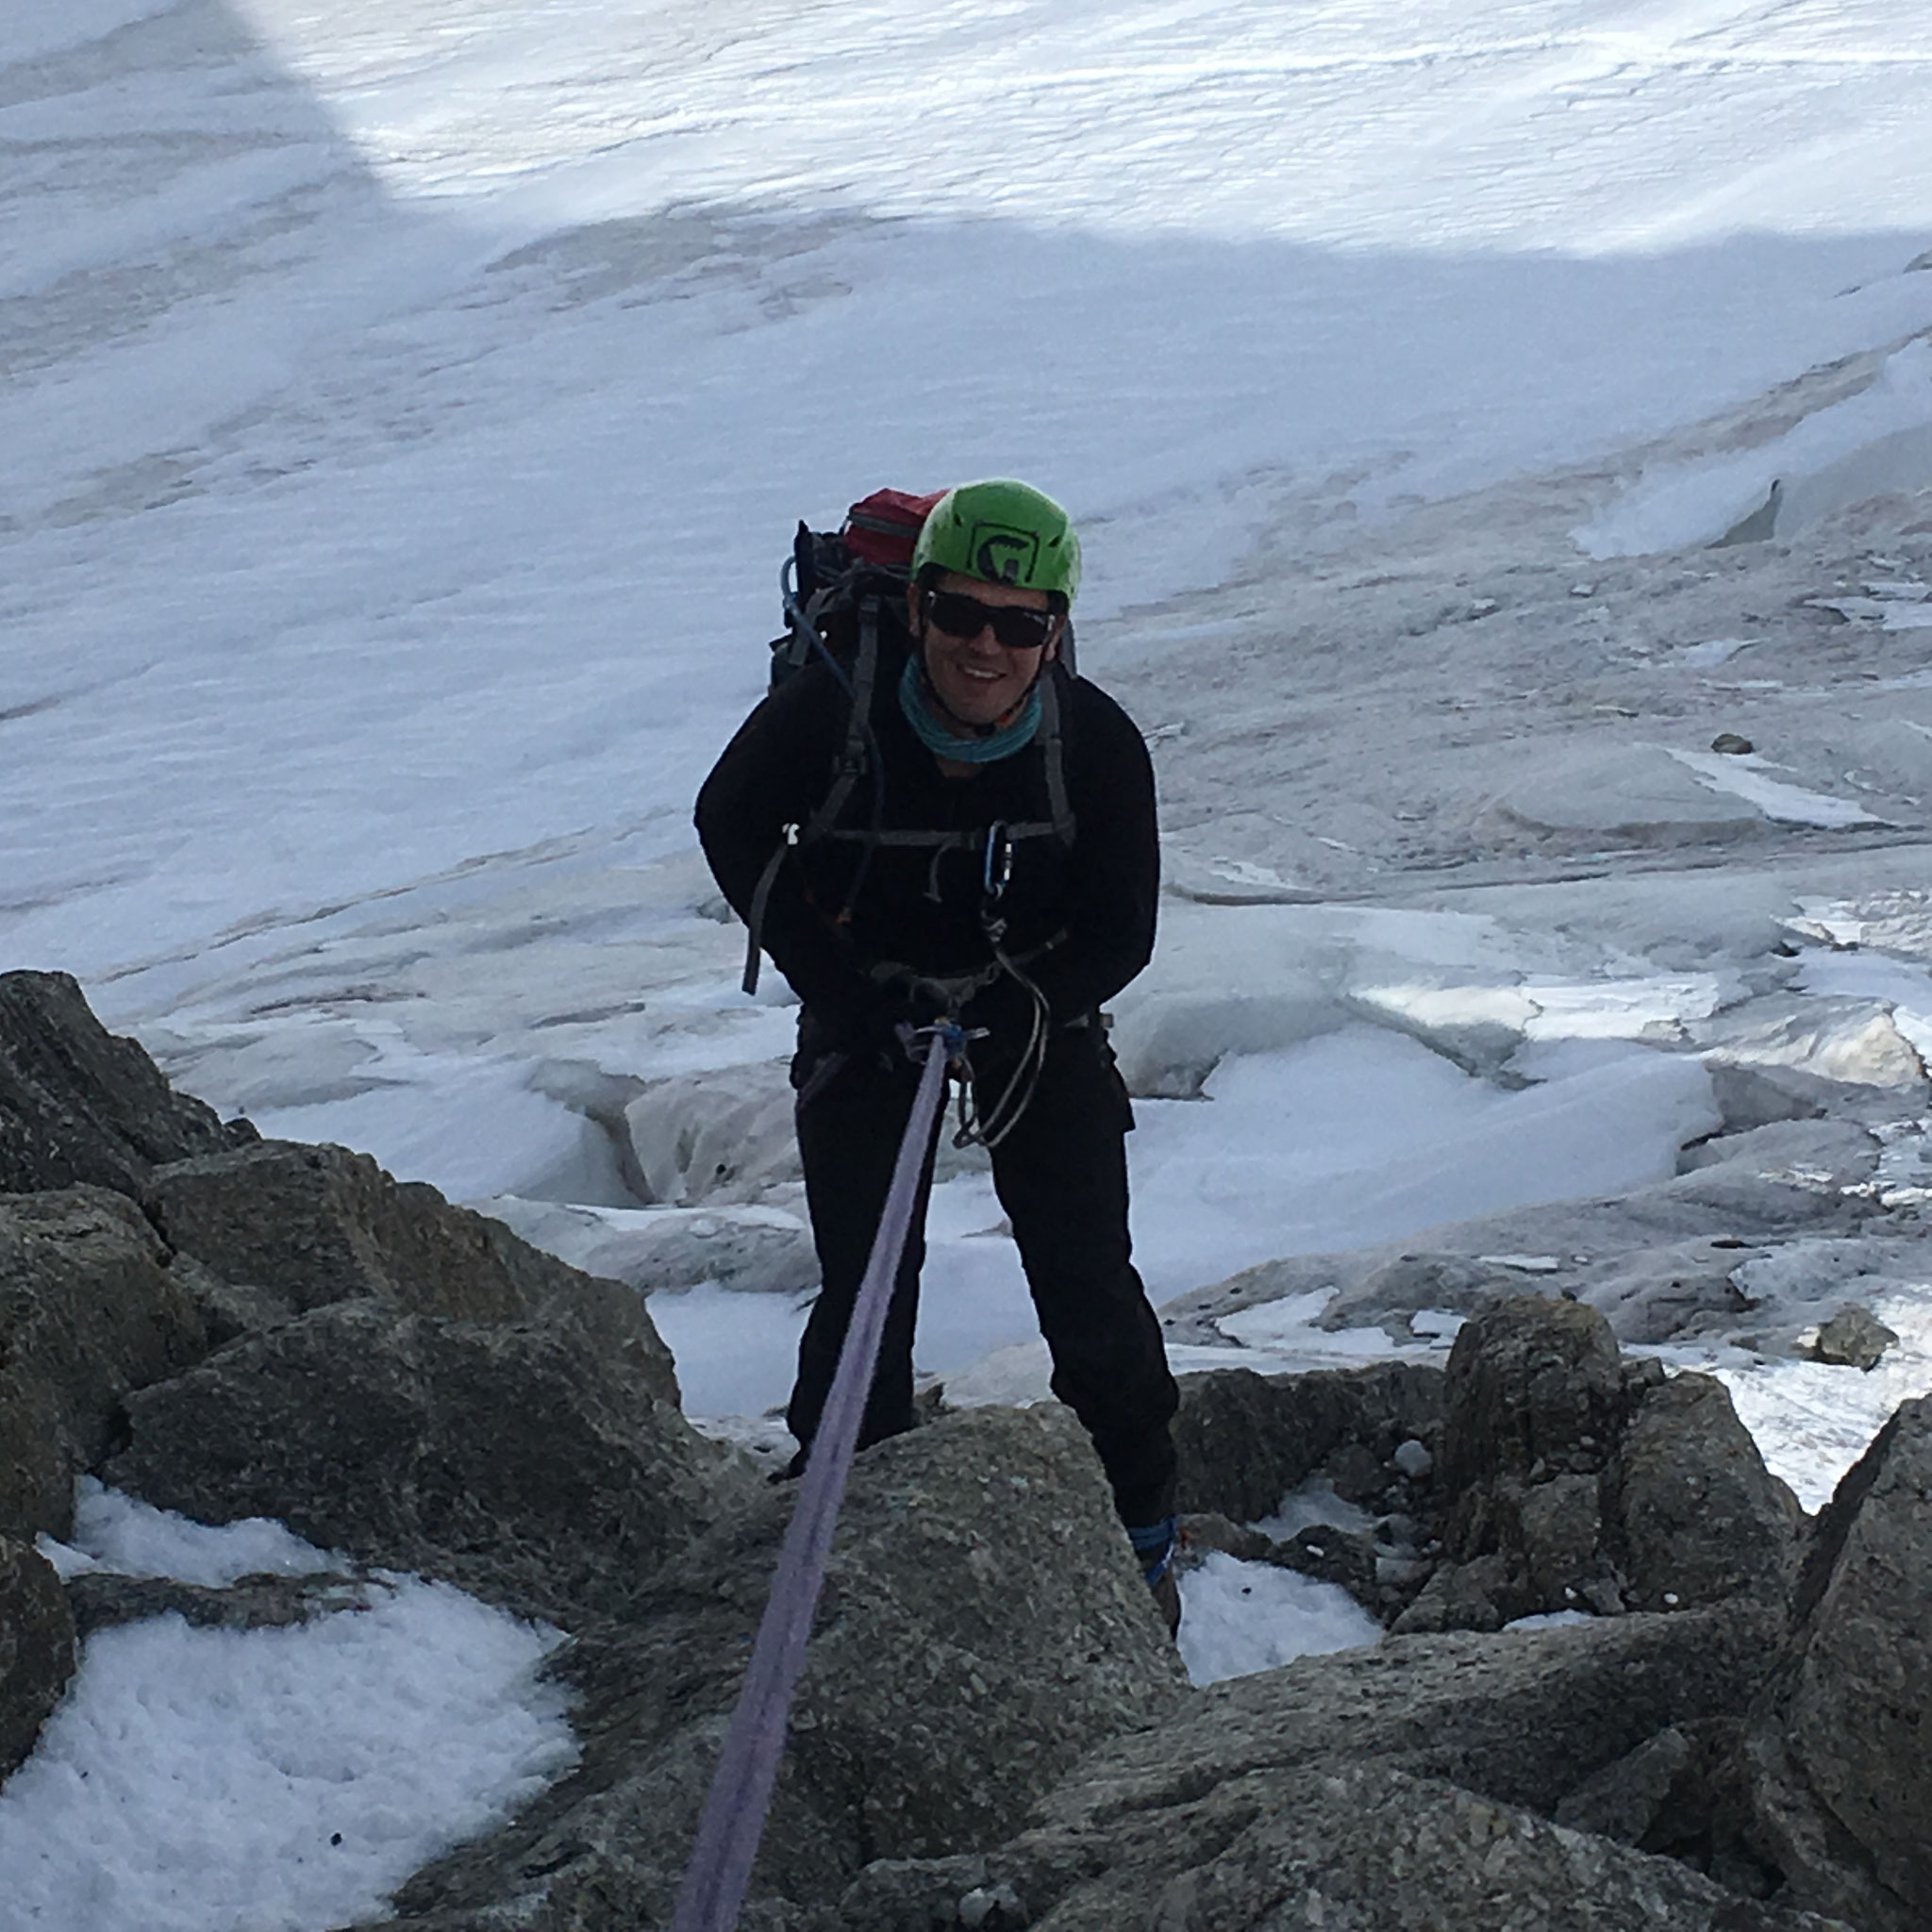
left=969, top=523, right=1039, bottom=586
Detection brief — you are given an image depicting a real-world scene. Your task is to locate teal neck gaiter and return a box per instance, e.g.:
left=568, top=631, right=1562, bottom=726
left=898, top=657, right=1042, bottom=765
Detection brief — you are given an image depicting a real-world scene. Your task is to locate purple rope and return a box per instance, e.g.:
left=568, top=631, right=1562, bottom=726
left=670, top=1028, right=951, bottom=1932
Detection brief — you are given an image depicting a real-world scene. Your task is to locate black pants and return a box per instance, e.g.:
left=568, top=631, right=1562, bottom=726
left=787, top=1018, right=1179, bottom=1528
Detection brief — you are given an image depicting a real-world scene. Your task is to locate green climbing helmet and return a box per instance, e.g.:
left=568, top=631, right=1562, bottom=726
left=911, top=478, right=1081, bottom=605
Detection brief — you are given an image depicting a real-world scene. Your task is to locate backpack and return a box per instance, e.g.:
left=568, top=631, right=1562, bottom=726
left=741, top=489, right=1076, bottom=997
left=768, top=487, right=941, bottom=691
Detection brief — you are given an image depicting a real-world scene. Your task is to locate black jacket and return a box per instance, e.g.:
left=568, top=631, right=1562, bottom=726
left=695, top=652, right=1158, bottom=1045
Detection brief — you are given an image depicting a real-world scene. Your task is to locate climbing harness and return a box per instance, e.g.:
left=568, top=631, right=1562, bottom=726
left=945, top=820, right=1052, bottom=1152
left=669, top=1025, right=958, bottom=1932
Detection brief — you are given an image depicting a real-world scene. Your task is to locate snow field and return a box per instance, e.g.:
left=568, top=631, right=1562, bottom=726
left=6, top=1497, right=574, bottom=1932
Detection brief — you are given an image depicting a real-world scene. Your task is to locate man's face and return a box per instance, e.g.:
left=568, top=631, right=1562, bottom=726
left=910, top=569, right=1060, bottom=729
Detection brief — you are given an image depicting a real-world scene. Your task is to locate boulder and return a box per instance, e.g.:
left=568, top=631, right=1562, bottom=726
left=0, top=970, right=254, bottom=1196
left=833, top=1763, right=1846, bottom=1931
left=1811, top=1303, right=1898, bottom=1371
left=1551, top=1716, right=1783, bottom=1896
left=144, top=1140, right=677, bottom=1403
left=104, top=1298, right=744, bottom=1625
left=1401, top=1298, right=1797, bottom=1630
left=1173, top=1360, right=1444, bottom=1523
left=1441, top=1294, right=1624, bottom=1499
left=0, top=1186, right=208, bottom=1541
left=0, top=1534, right=75, bottom=1782
left=828, top=1607, right=1812, bottom=1932
left=1038, top=1605, right=1780, bottom=1835
left=365, top=1407, right=1187, bottom=1929
left=1610, top=1374, right=1801, bottom=1613
left=1553, top=1723, right=1699, bottom=1844
left=1765, top=1395, right=1932, bottom=1927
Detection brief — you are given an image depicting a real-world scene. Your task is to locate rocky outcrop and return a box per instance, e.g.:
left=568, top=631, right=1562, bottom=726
left=823, top=1609, right=1832, bottom=1931
left=366, top=1407, right=1186, bottom=1930
left=8, top=974, right=1932, bottom=1932
left=1740, top=1395, right=1932, bottom=1931
left=105, top=1298, right=741, bottom=1626
left=1173, top=1359, right=1443, bottom=1523
left=1396, top=1296, right=1799, bottom=1631
left=0, top=1535, right=74, bottom=1781
left=1810, top=1305, right=1898, bottom=1371
left=832, top=1765, right=1848, bottom=1931
left=1613, top=1372, right=1804, bottom=1613
left=143, top=1140, right=678, bottom=1401
left=0, top=1186, right=208, bottom=1540
left=0, top=970, right=255, bottom=1196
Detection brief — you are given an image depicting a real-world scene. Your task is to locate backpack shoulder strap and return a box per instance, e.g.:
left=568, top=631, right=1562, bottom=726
left=739, top=591, right=889, bottom=995
left=1037, top=667, right=1076, bottom=848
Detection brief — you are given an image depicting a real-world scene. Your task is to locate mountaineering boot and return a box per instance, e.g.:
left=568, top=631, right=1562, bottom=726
left=1128, top=1515, right=1181, bottom=1640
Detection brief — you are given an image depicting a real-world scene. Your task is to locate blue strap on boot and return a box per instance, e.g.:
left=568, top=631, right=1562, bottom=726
left=1128, top=1514, right=1177, bottom=1584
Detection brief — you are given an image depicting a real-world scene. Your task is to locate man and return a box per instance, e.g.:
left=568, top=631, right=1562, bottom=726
left=695, top=478, right=1181, bottom=1629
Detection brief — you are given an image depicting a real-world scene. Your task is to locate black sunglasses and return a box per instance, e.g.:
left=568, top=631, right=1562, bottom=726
left=922, top=588, right=1058, bottom=653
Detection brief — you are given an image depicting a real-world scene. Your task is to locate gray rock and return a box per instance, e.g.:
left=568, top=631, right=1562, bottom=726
left=1319, top=1249, right=1509, bottom=1337
left=0, top=1186, right=208, bottom=1540
left=1554, top=1724, right=1696, bottom=1845
left=1704, top=1059, right=1828, bottom=1135
left=1611, top=1374, right=1801, bottom=1612
left=367, top=1407, right=1186, bottom=1929
left=169, top=1250, right=298, bottom=1349
left=924, top=1764, right=1844, bottom=1930
left=0, top=1534, right=75, bottom=1781
left=1774, top=1395, right=1932, bottom=1924
left=1672, top=1118, right=1879, bottom=1188
left=0, top=970, right=255, bottom=1197
left=1173, top=1360, right=1443, bottom=1523
left=105, top=1299, right=746, bottom=1626
left=829, top=1610, right=1821, bottom=1932
left=64, top=1568, right=375, bottom=1640
left=144, top=1140, right=677, bottom=1404
left=1589, top=1239, right=1764, bottom=1345
left=1434, top=1299, right=1625, bottom=1620
left=1518, top=1469, right=1607, bottom=1602
left=1811, top=1303, right=1899, bottom=1371
left=1271, top=1523, right=1380, bottom=1607
left=1174, top=1510, right=1273, bottom=1563
left=1414, top=1299, right=1797, bottom=1629
left=1442, top=1296, right=1628, bottom=1500
left=1391, top=1551, right=1515, bottom=1633
left=1047, top=1605, right=1781, bottom=1830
